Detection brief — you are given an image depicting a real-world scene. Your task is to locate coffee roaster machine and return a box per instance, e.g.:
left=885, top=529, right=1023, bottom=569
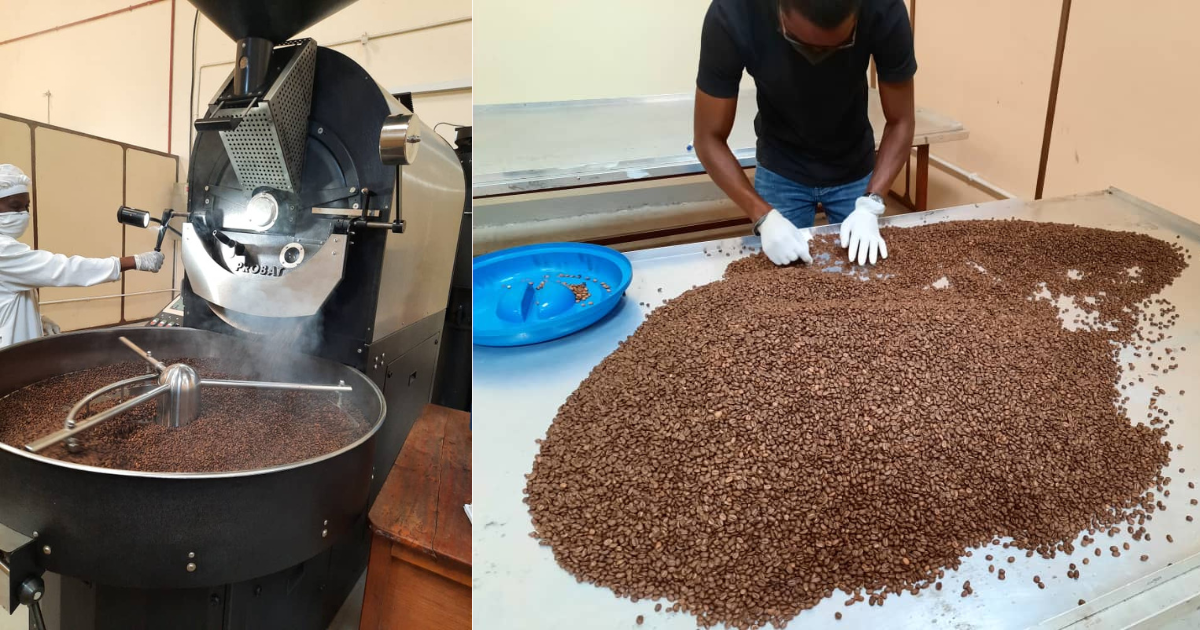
left=0, top=0, right=464, bottom=628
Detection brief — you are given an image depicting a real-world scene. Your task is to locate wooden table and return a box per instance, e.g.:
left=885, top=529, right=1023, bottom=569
left=360, top=404, right=472, bottom=630
left=473, top=89, right=968, bottom=212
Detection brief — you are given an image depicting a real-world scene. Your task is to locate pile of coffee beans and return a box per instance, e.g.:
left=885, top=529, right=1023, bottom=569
left=0, top=360, right=371, bottom=473
left=525, top=220, right=1189, bottom=629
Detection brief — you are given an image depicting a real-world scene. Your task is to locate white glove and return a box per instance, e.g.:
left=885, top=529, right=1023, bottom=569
left=134, top=251, right=165, bottom=273
left=840, top=196, right=888, bottom=266
left=756, top=209, right=813, bottom=266
left=41, top=315, right=60, bottom=336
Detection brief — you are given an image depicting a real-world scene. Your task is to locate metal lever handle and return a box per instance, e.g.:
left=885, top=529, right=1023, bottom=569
left=27, top=602, right=46, bottom=630
left=201, top=379, right=352, bottom=393
left=116, top=207, right=186, bottom=252
left=25, top=383, right=171, bottom=453
left=194, top=117, right=241, bottom=132
left=18, top=578, right=46, bottom=630
left=119, top=337, right=166, bottom=372
left=211, top=230, right=246, bottom=256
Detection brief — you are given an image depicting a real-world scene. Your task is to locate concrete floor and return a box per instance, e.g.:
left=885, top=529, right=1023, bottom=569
left=0, top=572, right=366, bottom=630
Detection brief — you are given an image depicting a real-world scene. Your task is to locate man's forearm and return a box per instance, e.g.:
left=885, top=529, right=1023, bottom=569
left=694, top=137, right=773, bottom=222
left=866, top=117, right=916, bottom=197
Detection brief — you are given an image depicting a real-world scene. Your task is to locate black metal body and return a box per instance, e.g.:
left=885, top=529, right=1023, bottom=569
left=189, top=0, right=359, bottom=45
left=4, top=315, right=446, bottom=630
left=233, top=37, right=274, bottom=96
left=0, top=329, right=383, bottom=594
left=433, top=126, right=472, bottom=412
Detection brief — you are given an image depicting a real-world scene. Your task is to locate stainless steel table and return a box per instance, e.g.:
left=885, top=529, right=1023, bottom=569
left=473, top=89, right=968, bottom=210
left=473, top=189, right=1200, bottom=630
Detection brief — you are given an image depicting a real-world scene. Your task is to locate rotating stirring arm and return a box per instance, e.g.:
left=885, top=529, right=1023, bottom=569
left=24, top=383, right=172, bottom=453
left=23, top=337, right=353, bottom=454
left=119, top=337, right=166, bottom=372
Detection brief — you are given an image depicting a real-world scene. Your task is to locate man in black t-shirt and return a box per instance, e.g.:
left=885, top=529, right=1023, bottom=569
left=693, top=0, right=916, bottom=267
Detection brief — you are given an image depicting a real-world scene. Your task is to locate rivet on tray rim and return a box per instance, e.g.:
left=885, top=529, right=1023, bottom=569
left=42, top=545, right=51, bottom=555
left=186, top=562, right=197, bottom=572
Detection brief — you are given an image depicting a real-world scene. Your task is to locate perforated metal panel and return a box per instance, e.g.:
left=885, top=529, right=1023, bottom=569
left=218, top=40, right=316, bottom=192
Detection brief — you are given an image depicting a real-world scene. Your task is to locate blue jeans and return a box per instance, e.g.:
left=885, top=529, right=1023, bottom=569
left=754, top=166, right=872, bottom=228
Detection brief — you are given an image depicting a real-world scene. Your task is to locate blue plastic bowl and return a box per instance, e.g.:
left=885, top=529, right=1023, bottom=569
left=473, top=243, right=633, bottom=347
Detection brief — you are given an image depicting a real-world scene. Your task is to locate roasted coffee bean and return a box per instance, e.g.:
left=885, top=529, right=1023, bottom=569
left=524, top=221, right=1189, bottom=629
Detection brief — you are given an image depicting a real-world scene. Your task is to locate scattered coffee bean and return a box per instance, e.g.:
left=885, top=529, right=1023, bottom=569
left=525, top=221, right=1189, bottom=629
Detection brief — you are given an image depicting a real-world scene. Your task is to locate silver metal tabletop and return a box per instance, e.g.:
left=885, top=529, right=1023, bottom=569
left=473, top=89, right=968, bottom=197
left=473, top=189, right=1200, bottom=630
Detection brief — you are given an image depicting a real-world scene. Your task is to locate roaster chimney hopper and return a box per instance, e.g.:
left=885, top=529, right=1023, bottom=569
left=190, top=0, right=360, bottom=96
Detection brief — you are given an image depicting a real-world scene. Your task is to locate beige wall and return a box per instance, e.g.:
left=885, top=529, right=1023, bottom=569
left=477, top=0, right=1200, bottom=223
left=1040, top=0, right=1198, bottom=223
left=912, top=0, right=1060, bottom=200
left=0, top=0, right=472, bottom=177
left=474, top=0, right=753, bottom=105
left=0, top=1, right=174, bottom=152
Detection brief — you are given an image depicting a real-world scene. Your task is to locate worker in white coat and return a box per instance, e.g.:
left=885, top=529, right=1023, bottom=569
left=0, top=164, right=164, bottom=348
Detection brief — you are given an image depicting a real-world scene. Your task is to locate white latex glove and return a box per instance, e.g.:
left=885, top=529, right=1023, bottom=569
left=840, top=196, right=888, bottom=266
left=757, top=209, right=813, bottom=266
left=41, top=315, right=60, bottom=336
left=134, top=251, right=165, bottom=273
